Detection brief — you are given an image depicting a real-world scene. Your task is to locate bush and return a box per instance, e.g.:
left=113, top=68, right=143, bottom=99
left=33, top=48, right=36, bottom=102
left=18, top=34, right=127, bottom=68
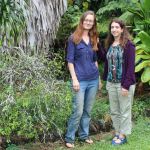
left=91, top=98, right=110, bottom=120
left=132, top=95, right=150, bottom=120
left=0, top=47, right=72, bottom=142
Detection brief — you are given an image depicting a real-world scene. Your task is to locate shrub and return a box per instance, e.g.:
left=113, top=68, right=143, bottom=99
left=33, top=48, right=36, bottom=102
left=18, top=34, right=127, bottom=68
left=132, top=96, right=150, bottom=120
left=0, top=47, right=72, bottom=142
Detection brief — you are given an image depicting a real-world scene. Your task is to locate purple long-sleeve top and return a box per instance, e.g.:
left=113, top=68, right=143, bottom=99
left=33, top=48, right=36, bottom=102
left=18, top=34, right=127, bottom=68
left=66, top=37, right=99, bottom=81
left=98, top=40, right=136, bottom=90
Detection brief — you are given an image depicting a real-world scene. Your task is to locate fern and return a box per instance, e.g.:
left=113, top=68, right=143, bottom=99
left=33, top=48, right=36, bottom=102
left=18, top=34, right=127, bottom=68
left=96, top=1, right=128, bottom=19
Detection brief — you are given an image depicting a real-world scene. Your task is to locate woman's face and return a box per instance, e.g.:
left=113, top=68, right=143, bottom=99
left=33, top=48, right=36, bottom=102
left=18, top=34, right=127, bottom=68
left=83, top=14, right=94, bottom=30
left=111, top=22, right=123, bottom=38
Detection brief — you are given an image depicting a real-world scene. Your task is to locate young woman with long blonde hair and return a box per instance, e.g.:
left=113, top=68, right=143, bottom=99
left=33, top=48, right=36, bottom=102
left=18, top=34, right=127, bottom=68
left=65, top=11, right=100, bottom=148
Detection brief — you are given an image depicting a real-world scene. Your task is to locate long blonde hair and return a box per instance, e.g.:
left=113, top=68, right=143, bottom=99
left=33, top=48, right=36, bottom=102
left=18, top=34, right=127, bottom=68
left=72, top=11, right=99, bottom=51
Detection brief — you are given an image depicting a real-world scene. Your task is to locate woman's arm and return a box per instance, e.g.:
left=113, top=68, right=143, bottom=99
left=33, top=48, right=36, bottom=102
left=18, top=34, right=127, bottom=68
left=66, top=37, right=80, bottom=92
left=68, top=62, right=80, bottom=92
left=121, top=42, right=135, bottom=96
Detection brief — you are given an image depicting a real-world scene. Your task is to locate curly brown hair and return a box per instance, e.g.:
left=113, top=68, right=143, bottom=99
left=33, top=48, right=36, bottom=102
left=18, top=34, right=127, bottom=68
left=105, top=18, right=131, bottom=50
left=72, top=11, right=99, bottom=51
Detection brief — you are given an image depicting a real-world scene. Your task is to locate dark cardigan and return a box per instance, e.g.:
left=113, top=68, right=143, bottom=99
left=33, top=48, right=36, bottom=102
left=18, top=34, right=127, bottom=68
left=98, top=40, right=136, bottom=90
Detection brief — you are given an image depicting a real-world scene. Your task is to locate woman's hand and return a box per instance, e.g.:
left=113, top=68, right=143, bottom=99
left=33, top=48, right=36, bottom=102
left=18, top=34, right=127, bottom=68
left=72, top=79, right=80, bottom=92
left=68, top=63, right=80, bottom=92
left=121, top=88, right=128, bottom=96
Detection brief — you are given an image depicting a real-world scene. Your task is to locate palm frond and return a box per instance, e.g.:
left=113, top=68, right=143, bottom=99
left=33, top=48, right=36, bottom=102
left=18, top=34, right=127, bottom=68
left=24, top=0, right=67, bottom=54
left=0, top=0, right=67, bottom=54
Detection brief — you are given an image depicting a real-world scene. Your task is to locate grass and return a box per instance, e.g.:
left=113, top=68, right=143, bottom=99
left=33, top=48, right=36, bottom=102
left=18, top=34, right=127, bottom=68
left=9, top=117, right=150, bottom=150
left=6, top=95, right=150, bottom=150
left=55, top=117, right=150, bottom=150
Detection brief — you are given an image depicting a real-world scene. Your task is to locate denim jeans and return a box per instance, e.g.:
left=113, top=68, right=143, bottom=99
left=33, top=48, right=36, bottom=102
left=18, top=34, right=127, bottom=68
left=65, top=78, right=99, bottom=143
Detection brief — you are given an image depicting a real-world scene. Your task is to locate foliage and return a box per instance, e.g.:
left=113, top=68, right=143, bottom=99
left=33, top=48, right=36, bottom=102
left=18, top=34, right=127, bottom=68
left=0, top=0, right=26, bottom=46
left=0, top=0, right=67, bottom=53
left=23, top=0, right=67, bottom=53
left=0, top=47, right=72, bottom=141
left=134, top=31, right=150, bottom=84
left=96, top=1, right=127, bottom=19
left=125, top=0, right=150, bottom=84
left=0, top=0, right=70, bottom=142
left=118, top=0, right=150, bottom=84
left=56, top=5, right=82, bottom=48
left=132, top=95, right=150, bottom=120
left=68, top=0, right=102, bottom=12
left=91, top=98, right=109, bottom=120
left=47, top=49, right=67, bottom=80
left=96, top=0, right=129, bottom=34
left=127, top=0, right=150, bottom=34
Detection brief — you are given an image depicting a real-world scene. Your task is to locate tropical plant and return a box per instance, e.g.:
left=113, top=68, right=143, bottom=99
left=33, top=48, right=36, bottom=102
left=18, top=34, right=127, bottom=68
left=127, top=0, right=150, bottom=34
left=24, top=0, right=67, bottom=54
left=0, top=0, right=26, bottom=47
left=121, top=0, right=150, bottom=85
left=96, top=0, right=129, bottom=34
left=0, top=46, right=72, bottom=141
left=96, top=0, right=128, bottom=19
left=134, top=31, right=150, bottom=84
left=0, top=0, right=67, bottom=54
left=56, top=5, right=82, bottom=48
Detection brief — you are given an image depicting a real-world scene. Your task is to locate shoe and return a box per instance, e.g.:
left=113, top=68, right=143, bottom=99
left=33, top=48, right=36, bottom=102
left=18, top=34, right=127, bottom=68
left=112, top=137, right=127, bottom=145
left=65, top=143, right=74, bottom=148
left=111, top=134, right=119, bottom=144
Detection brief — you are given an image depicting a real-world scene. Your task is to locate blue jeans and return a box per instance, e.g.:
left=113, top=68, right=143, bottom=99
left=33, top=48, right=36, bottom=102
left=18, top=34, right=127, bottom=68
left=65, top=78, right=99, bottom=143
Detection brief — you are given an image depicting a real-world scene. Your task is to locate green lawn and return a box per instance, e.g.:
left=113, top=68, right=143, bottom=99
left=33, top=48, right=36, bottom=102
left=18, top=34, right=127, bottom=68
left=55, top=117, right=150, bottom=150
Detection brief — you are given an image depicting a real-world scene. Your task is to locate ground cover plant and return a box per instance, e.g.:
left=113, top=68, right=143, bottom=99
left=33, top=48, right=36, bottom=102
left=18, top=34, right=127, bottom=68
left=5, top=95, right=150, bottom=150
left=0, top=47, right=72, bottom=145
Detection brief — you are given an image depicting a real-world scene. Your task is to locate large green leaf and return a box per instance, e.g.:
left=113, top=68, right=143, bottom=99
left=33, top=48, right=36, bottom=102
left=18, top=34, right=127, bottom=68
left=135, top=49, right=144, bottom=55
left=128, top=7, right=144, bottom=19
left=133, top=36, right=141, bottom=44
left=141, top=67, right=150, bottom=83
left=141, top=0, right=150, bottom=12
left=119, top=11, right=134, bottom=25
left=136, top=44, right=146, bottom=50
left=138, top=31, right=150, bottom=52
left=135, top=60, right=150, bottom=72
left=135, top=54, right=150, bottom=64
